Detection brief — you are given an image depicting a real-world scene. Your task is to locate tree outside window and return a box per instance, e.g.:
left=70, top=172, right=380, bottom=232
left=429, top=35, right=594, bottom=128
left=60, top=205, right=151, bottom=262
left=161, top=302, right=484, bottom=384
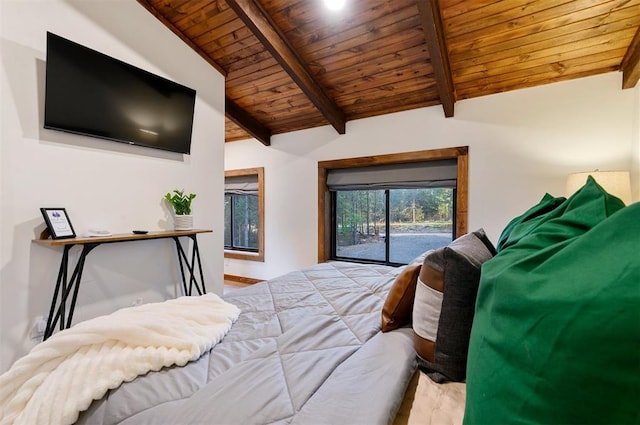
left=224, top=168, right=264, bottom=262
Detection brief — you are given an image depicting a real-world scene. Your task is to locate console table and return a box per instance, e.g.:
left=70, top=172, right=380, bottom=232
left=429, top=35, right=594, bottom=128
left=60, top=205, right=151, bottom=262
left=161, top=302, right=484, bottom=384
left=33, top=229, right=212, bottom=340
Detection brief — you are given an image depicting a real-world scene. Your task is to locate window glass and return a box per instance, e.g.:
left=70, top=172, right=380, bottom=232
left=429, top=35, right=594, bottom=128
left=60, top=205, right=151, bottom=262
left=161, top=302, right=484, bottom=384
left=224, top=194, right=231, bottom=247
left=333, top=187, right=454, bottom=265
left=230, top=194, right=259, bottom=250
left=335, top=190, right=386, bottom=262
left=388, top=188, right=453, bottom=264
left=224, top=167, right=264, bottom=262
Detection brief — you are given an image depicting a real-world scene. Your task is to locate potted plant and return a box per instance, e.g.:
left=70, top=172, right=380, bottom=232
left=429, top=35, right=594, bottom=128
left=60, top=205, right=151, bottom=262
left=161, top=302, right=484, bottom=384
left=165, top=189, right=196, bottom=230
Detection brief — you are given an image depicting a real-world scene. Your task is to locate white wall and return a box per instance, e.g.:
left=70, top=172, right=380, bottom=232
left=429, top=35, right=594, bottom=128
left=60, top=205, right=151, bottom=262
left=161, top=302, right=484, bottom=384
left=225, top=72, right=637, bottom=281
left=0, top=1, right=225, bottom=373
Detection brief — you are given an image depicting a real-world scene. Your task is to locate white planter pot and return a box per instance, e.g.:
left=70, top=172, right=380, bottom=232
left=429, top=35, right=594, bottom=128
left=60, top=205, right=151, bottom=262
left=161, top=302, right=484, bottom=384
left=174, top=214, right=193, bottom=231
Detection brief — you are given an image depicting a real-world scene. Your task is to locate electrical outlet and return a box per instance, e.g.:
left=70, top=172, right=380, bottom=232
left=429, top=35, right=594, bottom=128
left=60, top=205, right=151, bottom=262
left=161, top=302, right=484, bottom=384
left=30, top=316, right=48, bottom=341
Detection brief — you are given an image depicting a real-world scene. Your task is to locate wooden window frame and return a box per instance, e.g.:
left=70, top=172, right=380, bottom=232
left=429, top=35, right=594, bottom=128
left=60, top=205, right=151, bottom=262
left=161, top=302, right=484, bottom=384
left=224, top=167, right=265, bottom=262
left=318, top=146, right=468, bottom=263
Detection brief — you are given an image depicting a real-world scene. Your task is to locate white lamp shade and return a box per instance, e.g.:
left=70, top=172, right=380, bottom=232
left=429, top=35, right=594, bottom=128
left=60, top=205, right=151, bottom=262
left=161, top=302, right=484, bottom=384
left=566, top=171, right=632, bottom=205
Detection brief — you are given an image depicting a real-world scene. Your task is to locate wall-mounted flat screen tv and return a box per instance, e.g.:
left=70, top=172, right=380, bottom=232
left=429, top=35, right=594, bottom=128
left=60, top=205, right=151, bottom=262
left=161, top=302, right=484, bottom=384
left=44, top=32, right=196, bottom=154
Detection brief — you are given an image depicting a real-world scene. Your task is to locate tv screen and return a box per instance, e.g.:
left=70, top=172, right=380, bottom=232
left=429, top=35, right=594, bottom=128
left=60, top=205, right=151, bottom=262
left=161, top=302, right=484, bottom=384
left=44, top=32, right=196, bottom=154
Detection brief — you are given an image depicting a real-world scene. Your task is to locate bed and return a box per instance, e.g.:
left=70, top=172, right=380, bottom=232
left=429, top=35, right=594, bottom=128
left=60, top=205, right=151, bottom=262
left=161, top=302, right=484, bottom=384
left=77, top=262, right=462, bottom=425
left=3, top=176, right=637, bottom=425
left=3, top=260, right=458, bottom=425
left=77, top=261, right=419, bottom=425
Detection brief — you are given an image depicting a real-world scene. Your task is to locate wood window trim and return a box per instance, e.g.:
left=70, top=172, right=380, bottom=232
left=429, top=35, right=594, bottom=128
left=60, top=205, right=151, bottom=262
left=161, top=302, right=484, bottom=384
left=317, top=146, right=468, bottom=263
left=224, top=167, right=265, bottom=262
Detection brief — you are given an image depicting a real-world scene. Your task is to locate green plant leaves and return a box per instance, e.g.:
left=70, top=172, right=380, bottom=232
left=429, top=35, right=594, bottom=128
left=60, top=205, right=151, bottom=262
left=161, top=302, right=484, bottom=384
left=165, top=189, right=196, bottom=215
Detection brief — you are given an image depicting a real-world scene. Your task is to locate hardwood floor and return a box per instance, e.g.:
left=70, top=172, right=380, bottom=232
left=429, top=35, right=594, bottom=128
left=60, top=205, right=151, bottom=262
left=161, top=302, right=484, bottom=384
left=224, top=279, right=253, bottom=288
left=223, top=274, right=262, bottom=295
left=224, top=274, right=262, bottom=286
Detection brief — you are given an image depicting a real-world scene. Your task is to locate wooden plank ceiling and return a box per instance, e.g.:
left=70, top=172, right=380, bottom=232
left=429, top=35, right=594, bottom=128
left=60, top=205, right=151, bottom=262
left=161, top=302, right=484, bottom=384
left=138, top=0, right=640, bottom=145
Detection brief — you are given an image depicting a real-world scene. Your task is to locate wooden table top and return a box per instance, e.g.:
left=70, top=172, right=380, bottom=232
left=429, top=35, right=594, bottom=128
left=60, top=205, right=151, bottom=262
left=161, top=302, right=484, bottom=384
left=33, top=229, right=213, bottom=246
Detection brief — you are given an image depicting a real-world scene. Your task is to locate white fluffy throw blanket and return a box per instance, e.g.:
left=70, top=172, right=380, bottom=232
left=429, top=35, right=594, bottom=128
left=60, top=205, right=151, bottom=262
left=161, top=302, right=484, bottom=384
left=0, top=293, right=240, bottom=425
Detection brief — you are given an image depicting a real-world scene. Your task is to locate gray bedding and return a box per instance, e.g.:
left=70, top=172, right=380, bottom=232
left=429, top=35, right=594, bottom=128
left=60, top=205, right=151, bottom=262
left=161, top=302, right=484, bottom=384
left=76, top=261, right=417, bottom=425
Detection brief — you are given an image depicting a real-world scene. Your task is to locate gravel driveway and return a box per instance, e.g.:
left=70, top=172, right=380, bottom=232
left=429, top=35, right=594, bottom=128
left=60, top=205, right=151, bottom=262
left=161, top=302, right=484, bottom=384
left=336, top=233, right=452, bottom=264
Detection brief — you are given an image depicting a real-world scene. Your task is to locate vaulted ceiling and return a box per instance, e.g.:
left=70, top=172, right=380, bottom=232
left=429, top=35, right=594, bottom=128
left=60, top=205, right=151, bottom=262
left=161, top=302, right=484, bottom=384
left=137, top=0, right=640, bottom=146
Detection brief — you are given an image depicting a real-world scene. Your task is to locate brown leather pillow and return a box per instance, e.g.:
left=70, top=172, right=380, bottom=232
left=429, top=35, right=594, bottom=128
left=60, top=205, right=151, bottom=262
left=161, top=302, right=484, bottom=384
left=381, top=263, right=422, bottom=332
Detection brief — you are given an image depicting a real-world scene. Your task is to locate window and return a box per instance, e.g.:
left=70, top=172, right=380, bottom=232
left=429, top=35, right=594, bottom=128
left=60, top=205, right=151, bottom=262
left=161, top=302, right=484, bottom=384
left=224, top=168, right=264, bottom=262
left=318, top=147, right=468, bottom=265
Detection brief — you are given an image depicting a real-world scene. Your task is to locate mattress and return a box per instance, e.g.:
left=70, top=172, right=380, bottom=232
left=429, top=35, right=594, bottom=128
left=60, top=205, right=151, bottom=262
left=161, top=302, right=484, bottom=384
left=75, top=261, right=418, bottom=425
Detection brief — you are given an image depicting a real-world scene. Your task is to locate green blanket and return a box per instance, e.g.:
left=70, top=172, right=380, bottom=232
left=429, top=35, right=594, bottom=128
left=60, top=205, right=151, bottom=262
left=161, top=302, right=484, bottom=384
left=464, top=177, right=639, bottom=424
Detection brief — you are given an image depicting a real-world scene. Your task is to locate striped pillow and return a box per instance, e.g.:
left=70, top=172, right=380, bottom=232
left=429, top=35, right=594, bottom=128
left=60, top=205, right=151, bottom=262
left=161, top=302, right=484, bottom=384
left=413, top=229, right=495, bottom=382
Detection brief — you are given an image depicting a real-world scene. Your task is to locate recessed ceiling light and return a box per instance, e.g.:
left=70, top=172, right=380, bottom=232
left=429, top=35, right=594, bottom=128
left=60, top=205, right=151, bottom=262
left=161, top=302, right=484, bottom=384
left=324, top=0, right=345, bottom=11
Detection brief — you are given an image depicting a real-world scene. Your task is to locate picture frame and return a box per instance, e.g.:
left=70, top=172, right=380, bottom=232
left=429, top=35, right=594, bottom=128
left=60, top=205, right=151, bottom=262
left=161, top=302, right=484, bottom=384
left=40, top=207, right=76, bottom=239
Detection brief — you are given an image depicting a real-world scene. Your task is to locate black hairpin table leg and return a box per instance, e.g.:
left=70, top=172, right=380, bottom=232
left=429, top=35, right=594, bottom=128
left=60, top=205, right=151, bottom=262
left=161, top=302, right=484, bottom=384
left=173, top=235, right=206, bottom=296
left=43, top=243, right=98, bottom=340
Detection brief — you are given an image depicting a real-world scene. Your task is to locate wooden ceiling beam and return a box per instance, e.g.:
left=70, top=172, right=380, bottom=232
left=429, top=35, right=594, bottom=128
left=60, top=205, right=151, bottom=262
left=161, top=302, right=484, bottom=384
left=621, top=25, right=640, bottom=89
left=135, top=0, right=227, bottom=76
left=417, top=0, right=455, bottom=117
left=225, top=0, right=346, bottom=135
left=225, top=97, right=271, bottom=146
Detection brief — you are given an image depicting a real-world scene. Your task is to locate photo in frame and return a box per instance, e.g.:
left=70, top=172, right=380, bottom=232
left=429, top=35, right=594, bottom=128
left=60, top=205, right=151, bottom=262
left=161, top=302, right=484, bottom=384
left=40, top=208, right=76, bottom=239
